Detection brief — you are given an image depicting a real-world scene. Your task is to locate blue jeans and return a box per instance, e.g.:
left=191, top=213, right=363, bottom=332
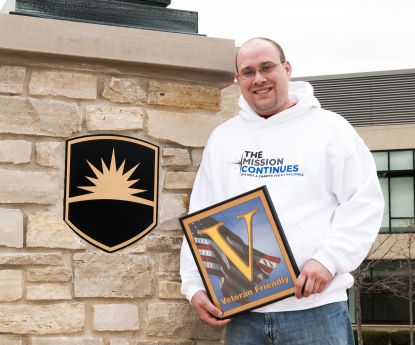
left=225, top=302, right=355, bottom=345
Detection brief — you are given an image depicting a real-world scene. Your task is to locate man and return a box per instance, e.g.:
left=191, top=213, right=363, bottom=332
left=180, top=37, right=384, bottom=344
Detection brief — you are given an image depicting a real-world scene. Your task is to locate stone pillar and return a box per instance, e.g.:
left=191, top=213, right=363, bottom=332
left=0, top=12, right=236, bottom=345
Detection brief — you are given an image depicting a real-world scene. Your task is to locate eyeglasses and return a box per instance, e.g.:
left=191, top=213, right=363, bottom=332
left=238, top=61, right=285, bottom=80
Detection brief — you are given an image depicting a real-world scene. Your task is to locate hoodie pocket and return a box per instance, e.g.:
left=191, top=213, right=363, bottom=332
left=277, top=209, right=319, bottom=270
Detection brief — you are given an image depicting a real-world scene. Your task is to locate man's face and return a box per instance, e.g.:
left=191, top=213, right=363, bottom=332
left=236, top=40, right=292, bottom=116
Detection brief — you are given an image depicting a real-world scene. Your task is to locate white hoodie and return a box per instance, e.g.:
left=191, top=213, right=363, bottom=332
left=180, top=81, right=384, bottom=312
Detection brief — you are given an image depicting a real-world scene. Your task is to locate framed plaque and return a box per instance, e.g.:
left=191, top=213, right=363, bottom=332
left=180, top=186, right=299, bottom=318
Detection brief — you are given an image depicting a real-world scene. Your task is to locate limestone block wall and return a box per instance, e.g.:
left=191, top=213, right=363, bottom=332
left=0, top=14, right=239, bottom=345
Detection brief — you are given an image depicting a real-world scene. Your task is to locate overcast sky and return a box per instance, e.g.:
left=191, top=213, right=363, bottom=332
left=170, top=0, right=415, bottom=77
left=1, top=0, right=413, bottom=77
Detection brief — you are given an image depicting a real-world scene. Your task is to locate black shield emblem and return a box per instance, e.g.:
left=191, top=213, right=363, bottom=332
left=64, top=135, right=159, bottom=252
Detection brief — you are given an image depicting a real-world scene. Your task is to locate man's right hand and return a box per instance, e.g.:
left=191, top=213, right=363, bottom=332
left=191, top=290, right=231, bottom=327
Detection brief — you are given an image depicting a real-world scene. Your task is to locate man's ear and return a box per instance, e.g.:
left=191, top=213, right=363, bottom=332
left=284, top=61, right=292, bottom=79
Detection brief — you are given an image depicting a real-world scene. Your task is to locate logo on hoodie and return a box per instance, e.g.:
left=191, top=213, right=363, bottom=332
left=233, top=150, right=304, bottom=178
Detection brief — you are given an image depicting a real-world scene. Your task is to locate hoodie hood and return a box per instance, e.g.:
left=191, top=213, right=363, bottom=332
left=238, top=81, right=321, bottom=123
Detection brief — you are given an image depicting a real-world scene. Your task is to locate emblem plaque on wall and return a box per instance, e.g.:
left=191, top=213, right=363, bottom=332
left=64, top=135, right=159, bottom=252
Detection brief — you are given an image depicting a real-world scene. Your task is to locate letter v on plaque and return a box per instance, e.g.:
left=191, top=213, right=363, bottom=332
left=197, top=209, right=258, bottom=281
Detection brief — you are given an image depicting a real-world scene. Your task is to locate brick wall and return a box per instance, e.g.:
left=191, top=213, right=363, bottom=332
left=0, top=31, right=241, bottom=344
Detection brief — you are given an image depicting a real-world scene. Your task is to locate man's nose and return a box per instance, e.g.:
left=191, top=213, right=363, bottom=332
left=253, top=70, right=267, bottom=83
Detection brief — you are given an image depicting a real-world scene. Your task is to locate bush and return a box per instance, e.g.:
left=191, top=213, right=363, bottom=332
left=363, top=331, right=390, bottom=345
left=391, top=330, right=410, bottom=345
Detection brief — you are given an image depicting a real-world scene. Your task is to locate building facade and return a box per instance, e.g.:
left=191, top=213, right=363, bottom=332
left=303, top=70, right=415, bottom=327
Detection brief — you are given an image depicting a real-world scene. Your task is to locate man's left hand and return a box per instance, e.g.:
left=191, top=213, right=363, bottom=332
left=295, top=259, right=333, bottom=298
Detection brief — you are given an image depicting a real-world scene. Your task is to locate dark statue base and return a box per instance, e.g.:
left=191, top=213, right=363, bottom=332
left=118, top=0, right=171, bottom=7
left=12, top=0, right=198, bottom=35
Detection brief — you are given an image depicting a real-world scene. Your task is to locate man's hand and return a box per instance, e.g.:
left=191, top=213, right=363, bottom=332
left=191, top=290, right=231, bottom=327
left=295, top=259, right=333, bottom=298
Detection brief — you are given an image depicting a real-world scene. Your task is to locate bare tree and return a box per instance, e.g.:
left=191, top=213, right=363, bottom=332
left=380, top=231, right=415, bottom=345
left=352, top=234, right=401, bottom=345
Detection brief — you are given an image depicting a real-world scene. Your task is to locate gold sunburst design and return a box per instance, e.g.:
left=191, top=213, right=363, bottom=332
left=68, top=149, right=154, bottom=207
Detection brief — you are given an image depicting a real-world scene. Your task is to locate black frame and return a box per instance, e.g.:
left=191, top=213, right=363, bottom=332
left=180, top=186, right=299, bottom=318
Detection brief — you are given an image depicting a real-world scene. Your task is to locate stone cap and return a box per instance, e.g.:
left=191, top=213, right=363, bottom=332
left=0, top=13, right=236, bottom=87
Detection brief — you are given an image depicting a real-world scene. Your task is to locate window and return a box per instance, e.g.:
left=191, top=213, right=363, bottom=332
left=372, top=150, right=415, bottom=233
left=349, top=261, right=414, bottom=325
left=347, top=150, right=415, bottom=325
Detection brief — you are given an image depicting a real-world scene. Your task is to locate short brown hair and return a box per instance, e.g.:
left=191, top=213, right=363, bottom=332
left=235, top=37, right=286, bottom=72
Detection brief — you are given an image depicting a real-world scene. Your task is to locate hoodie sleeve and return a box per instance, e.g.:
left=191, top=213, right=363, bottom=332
left=180, top=139, right=216, bottom=302
left=311, top=120, right=384, bottom=275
